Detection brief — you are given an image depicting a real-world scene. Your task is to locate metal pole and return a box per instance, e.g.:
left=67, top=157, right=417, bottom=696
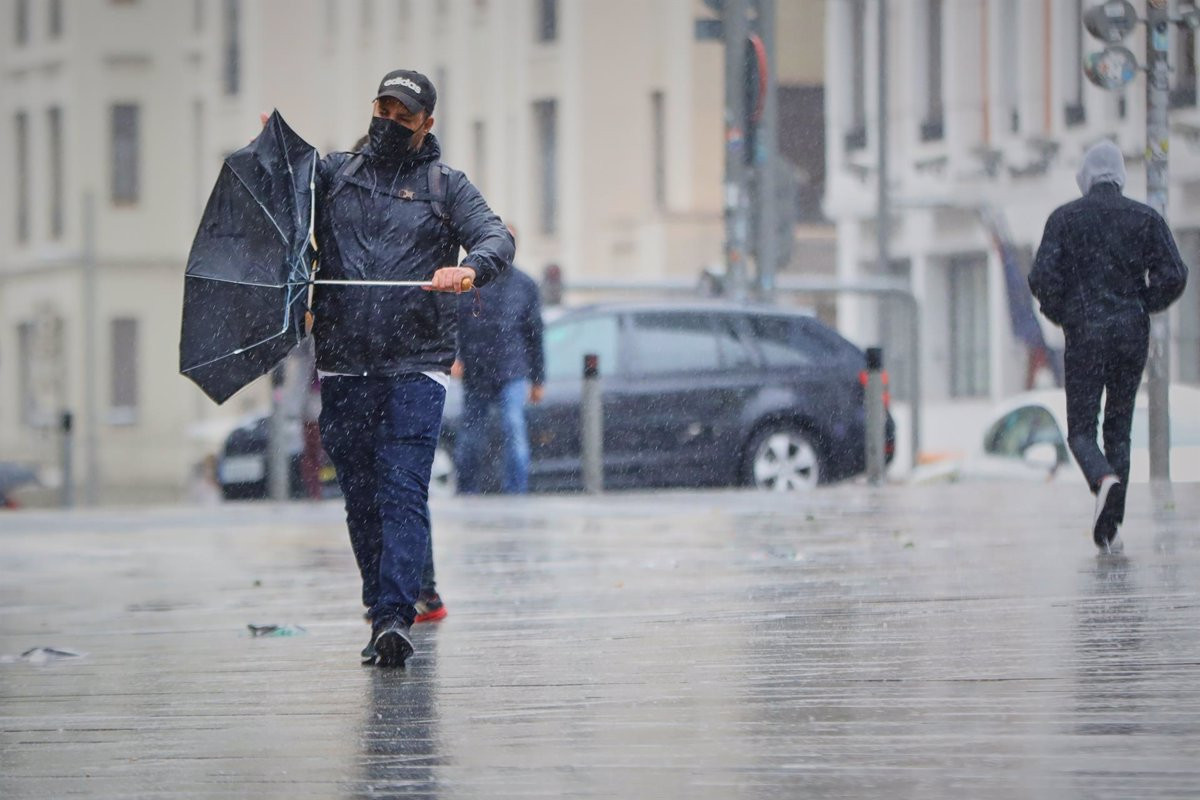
left=877, top=0, right=890, bottom=283
left=755, top=0, right=780, bottom=301
left=1145, top=3, right=1172, bottom=482
left=82, top=192, right=99, bottom=505
left=60, top=411, right=74, bottom=508
left=581, top=354, right=604, bottom=494
left=267, top=364, right=290, bottom=501
left=864, top=347, right=886, bottom=485
left=724, top=0, right=750, bottom=301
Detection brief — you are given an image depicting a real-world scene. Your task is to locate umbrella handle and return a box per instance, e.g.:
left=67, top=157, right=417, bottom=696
left=460, top=276, right=474, bottom=292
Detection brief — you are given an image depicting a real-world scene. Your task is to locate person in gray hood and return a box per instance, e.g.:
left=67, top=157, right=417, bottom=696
left=1029, top=140, right=1187, bottom=553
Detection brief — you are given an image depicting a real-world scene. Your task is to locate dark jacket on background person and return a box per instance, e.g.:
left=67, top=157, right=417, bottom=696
left=456, top=266, right=545, bottom=394
left=1029, top=148, right=1187, bottom=333
left=311, top=134, right=514, bottom=376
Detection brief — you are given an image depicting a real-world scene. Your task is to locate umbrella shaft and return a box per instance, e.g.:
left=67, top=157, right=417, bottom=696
left=312, top=279, right=432, bottom=287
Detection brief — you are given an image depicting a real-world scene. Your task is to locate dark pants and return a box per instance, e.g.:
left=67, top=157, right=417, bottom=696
left=319, top=374, right=446, bottom=626
left=1064, top=315, right=1149, bottom=523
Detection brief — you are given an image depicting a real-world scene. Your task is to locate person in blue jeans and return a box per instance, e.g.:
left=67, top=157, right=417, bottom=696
left=453, top=249, right=545, bottom=494
left=308, top=70, right=513, bottom=667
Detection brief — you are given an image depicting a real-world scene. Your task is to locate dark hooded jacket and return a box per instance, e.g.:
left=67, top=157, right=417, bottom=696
left=456, top=265, right=545, bottom=394
left=311, top=134, right=514, bottom=376
left=1029, top=142, right=1187, bottom=333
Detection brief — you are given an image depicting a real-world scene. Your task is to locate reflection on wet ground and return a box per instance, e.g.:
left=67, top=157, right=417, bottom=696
left=1, top=484, right=1199, bottom=798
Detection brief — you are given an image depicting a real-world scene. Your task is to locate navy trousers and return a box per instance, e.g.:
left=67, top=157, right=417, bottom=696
left=319, top=374, right=446, bottom=626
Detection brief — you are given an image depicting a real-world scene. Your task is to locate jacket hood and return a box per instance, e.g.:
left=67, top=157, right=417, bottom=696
left=1076, top=140, right=1126, bottom=195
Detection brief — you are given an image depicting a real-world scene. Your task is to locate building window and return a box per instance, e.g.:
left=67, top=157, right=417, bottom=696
left=948, top=257, right=990, bottom=398
left=15, top=0, right=29, bottom=45
left=15, top=112, right=30, bottom=244
left=222, top=0, right=241, bottom=95
left=361, top=0, right=374, bottom=36
left=845, top=0, right=867, bottom=151
left=49, top=0, right=63, bottom=37
left=535, top=0, right=557, bottom=43
left=111, top=104, right=140, bottom=205
left=435, top=66, right=448, bottom=154
left=472, top=120, right=487, bottom=193
left=193, top=0, right=204, bottom=32
left=533, top=99, right=558, bottom=235
left=920, top=0, right=944, bottom=141
left=397, top=0, right=411, bottom=32
left=48, top=107, right=64, bottom=239
left=110, top=318, right=139, bottom=425
left=998, top=0, right=1020, bottom=134
left=1064, top=0, right=1085, bottom=126
left=17, top=322, right=36, bottom=426
left=651, top=91, right=667, bottom=209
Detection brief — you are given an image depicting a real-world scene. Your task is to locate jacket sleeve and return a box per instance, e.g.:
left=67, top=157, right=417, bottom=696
left=1142, top=212, right=1189, bottom=314
left=1028, top=211, right=1067, bottom=327
left=524, top=279, right=545, bottom=385
left=447, top=172, right=515, bottom=288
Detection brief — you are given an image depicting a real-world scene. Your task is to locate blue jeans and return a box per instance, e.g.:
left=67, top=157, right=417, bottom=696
left=455, top=379, right=531, bottom=494
left=319, top=374, right=445, bottom=626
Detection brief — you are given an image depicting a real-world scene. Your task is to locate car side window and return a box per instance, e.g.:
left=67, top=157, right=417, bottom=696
left=984, top=406, right=1065, bottom=459
left=628, top=313, right=723, bottom=375
left=543, top=314, right=620, bottom=382
left=716, top=316, right=758, bottom=369
left=748, top=316, right=817, bottom=367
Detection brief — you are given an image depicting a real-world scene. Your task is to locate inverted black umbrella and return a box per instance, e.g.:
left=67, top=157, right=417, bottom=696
left=179, top=110, right=318, bottom=404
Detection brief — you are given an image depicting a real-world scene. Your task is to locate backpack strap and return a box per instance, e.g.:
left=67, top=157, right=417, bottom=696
left=328, top=154, right=365, bottom=200
left=428, top=162, right=452, bottom=222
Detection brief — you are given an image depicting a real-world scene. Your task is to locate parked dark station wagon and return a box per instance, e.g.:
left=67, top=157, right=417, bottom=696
left=217, top=302, right=894, bottom=499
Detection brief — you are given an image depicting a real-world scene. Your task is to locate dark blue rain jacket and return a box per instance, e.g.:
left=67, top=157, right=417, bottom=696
left=1029, top=183, right=1187, bottom=333
left=311, top=134, right=514, bottom=376
left=456, top=266, right=545, bottom=394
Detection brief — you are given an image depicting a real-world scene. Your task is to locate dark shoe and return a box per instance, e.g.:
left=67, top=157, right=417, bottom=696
left=1093, top=476, right=1121, bottom=549
left=361, top=633, right=378, bottom=665
left=373, top=619, right=414, bottom=668
left=414, top=592, right=448, bottom=624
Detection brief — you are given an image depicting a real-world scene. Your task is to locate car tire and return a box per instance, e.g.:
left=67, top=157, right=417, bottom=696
left=430, top=443, right=457, bottom=496
left=742, top=423, right=822, bottom=491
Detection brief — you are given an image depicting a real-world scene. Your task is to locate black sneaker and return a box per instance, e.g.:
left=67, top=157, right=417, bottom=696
left=373, top=619, right=414, bottom=668
left=1092, top=476, right=1121, bottom=550
left=361, top=634, right=378, bottom=665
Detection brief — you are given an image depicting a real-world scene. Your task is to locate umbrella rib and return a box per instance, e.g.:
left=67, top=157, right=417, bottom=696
left=187, top=273, right=293, bottom=290
left=227, top=166, right=290, bottom=247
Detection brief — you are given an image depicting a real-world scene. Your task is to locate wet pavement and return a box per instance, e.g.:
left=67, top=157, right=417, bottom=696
left=2, top=483, right=1200, bottom=798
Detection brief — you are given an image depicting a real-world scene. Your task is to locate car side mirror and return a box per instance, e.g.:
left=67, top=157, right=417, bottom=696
left=1022, top=442, right=1059, bottom=472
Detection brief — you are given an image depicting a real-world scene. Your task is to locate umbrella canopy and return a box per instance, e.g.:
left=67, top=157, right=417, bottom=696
left=179, top=111, right=318, bottom=404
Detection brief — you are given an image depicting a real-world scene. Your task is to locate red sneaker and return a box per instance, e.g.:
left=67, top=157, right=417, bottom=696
left=414, top=593, right=447, bottom=623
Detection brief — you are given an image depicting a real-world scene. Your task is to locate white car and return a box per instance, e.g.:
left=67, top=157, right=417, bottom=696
left=912, top=385, right=1200, bottom=484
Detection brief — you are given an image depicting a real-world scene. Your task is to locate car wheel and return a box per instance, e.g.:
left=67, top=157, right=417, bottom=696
left=430, top=443, right=457, bottom=496
left=743, top=424, right=822, bottom=491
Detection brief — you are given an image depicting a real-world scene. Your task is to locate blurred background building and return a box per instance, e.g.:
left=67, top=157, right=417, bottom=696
left=0, top=0, right=830, bottom=502
left=826, top=0, right=1200, bottom=423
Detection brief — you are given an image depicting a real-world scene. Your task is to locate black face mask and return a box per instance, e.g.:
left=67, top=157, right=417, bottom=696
left=368, top=116, right=420, bottom=160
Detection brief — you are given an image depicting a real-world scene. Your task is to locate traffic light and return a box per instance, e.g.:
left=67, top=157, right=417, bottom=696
left=1082, top=0, right=1139, bottom=90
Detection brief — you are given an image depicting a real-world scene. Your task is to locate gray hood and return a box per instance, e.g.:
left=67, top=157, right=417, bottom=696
left=1076, top=140, right=1126, bottom=195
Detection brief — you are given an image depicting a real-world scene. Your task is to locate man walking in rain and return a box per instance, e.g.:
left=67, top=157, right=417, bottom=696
left=311, top=70, right=513, bottom=666
left=1029, top=140, right=1187, bottom=554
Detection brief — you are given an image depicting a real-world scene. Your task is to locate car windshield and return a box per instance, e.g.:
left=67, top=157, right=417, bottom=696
left=543, top=313, right=620, bottom=382
left=984, top=405, right=1064, bottom=458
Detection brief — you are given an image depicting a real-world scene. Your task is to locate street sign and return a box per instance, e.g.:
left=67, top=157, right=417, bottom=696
left=1084, top=45, right=1139, bottom=90
left=1084, top=0, right=1139, bottom=43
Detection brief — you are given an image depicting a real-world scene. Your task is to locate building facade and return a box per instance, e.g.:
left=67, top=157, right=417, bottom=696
left=825, top=0, right=1200, bottom=420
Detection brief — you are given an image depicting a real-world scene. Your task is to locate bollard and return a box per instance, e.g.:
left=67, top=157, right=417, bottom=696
left=581, top=353, right=604, bottom=494
left=267, top=365, right=290, bottom=501
left=864, top=347, right=887, bottom=486
left=60, top=411, right=74, bottom=508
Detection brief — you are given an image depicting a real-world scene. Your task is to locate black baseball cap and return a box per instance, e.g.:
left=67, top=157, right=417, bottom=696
left=375, top=69, right=437, bottom=115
